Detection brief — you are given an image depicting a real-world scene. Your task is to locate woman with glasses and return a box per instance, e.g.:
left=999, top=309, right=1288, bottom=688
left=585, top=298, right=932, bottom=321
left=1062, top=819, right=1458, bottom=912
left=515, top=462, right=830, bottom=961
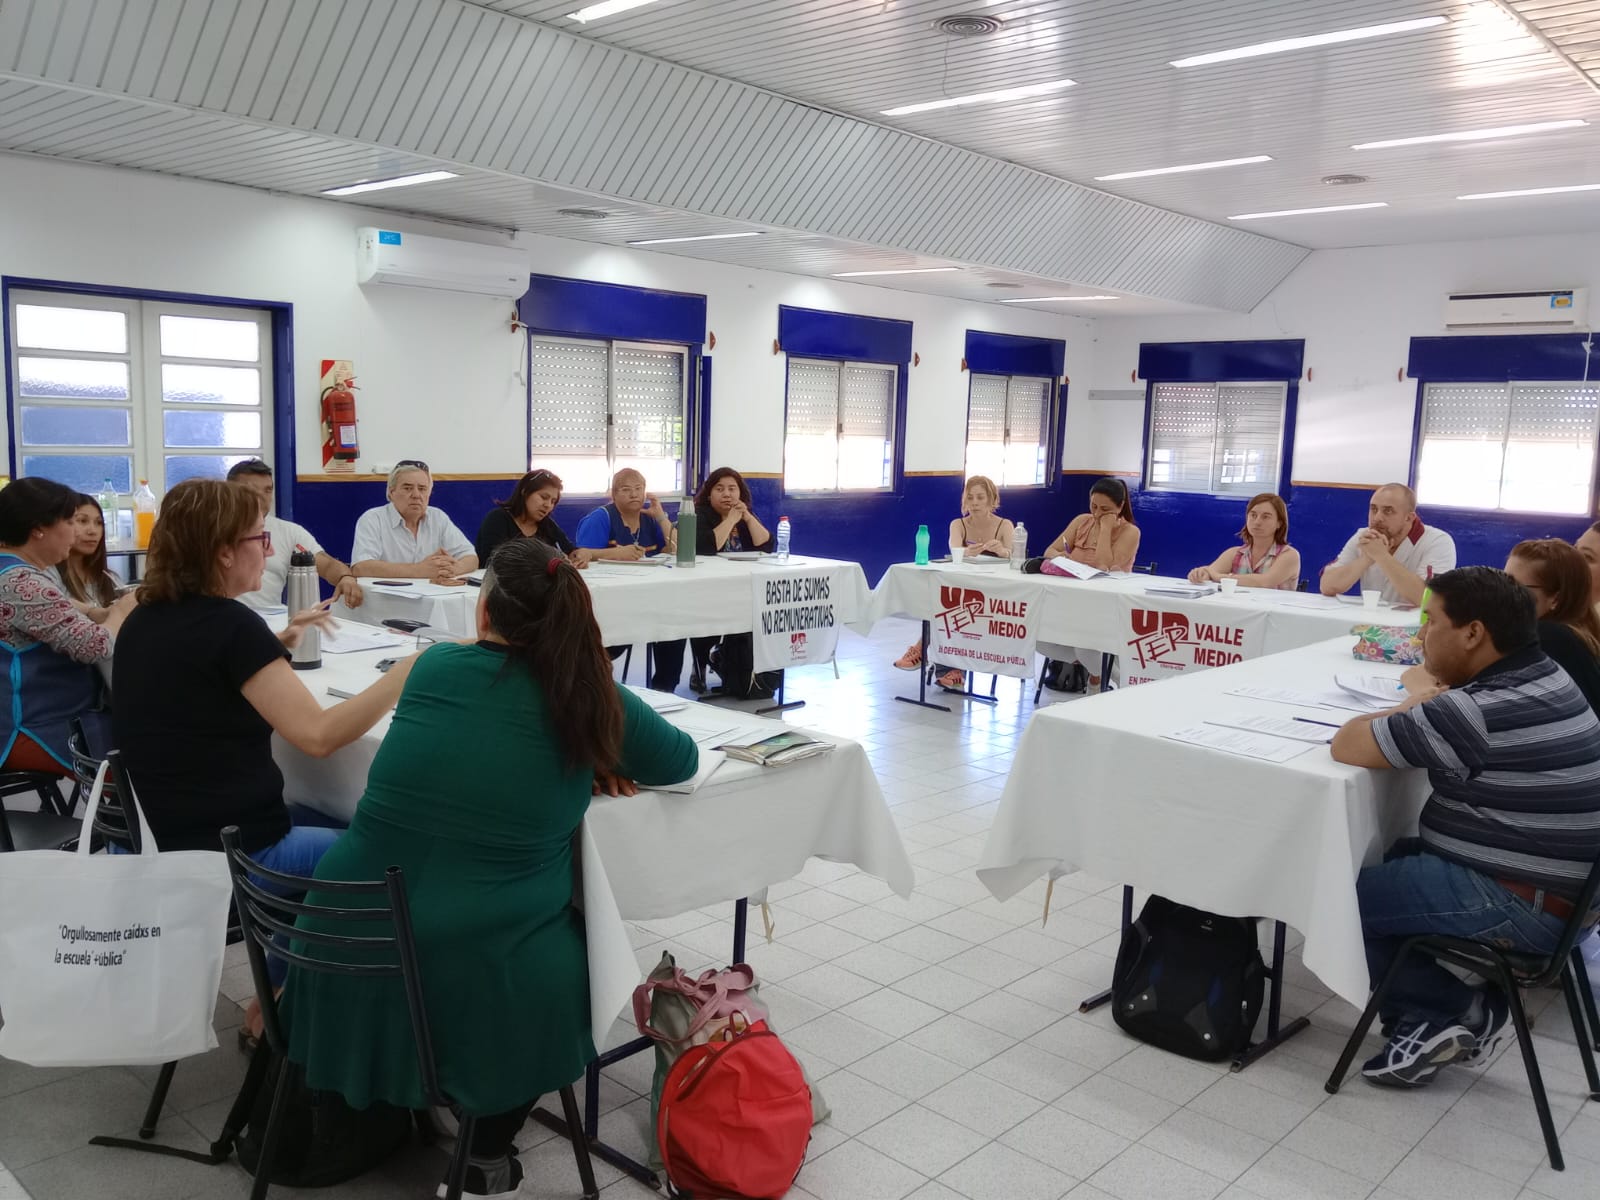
left=113, top=480, right=420, bottom=1034
left=473, top=467, right=594, bottom=568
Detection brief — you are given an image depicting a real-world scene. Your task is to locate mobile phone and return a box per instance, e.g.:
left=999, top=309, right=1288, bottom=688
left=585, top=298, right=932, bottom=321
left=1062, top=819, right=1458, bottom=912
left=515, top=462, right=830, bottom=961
left=381, top=618, right=428, bottom=634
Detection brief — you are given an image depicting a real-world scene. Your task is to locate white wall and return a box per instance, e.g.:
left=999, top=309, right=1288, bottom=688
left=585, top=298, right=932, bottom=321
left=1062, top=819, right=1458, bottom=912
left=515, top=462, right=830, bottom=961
left=1081, top=232, right=1600, bottom=483
left=0, top=154, right=1090, bottom=479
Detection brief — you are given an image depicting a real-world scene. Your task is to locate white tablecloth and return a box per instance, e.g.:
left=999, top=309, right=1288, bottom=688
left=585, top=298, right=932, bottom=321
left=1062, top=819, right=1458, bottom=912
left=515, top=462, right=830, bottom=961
left=870, top=564, right=1416, bottom=658
left=271, top=637, right=913, bottom=1042
left=976, top=636, right=1429, bottom=1007
left=336, top=555, right=873, bottom=645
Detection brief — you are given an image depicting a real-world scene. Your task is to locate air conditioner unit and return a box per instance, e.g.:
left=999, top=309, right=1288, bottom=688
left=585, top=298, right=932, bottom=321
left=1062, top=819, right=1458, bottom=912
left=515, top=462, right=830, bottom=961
left=1443, top=288, right=1588, bottom=330
left=356, top=227, right=529, bottom=300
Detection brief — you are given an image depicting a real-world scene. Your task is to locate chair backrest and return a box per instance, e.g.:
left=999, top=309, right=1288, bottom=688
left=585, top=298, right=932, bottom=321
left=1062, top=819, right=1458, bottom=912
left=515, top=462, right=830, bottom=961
left=218, top=825, right=447, bottom=1108
left=1526, top=851, right=1600, bottom=988
left=67, top=718, right=140, bottom=852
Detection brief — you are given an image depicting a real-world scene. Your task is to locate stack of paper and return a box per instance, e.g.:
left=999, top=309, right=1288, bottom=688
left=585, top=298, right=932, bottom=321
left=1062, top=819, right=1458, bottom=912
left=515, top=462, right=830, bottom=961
left=1047, top=557, right=1107, bottom=580
left=1205, top=714, right=1338, bottom=744
left=1334, top=672, right=1406, bottom=711
left=1163, top=725, right=1315, bottom=763
left=623, top=684, right=688, bottom=713
left=322, top=621, right=409, bottom=654
left=1144, top=581, right=1218, bottom=598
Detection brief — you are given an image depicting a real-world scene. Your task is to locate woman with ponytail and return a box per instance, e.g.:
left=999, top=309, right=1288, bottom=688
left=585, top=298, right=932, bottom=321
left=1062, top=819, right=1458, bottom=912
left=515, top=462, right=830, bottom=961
left=281, top=537, right=697, bottom=1200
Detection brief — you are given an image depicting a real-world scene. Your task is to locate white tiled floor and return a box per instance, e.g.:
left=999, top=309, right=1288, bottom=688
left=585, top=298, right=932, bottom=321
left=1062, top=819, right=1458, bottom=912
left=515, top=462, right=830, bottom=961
left=3, top=618, right=1598, bottom=1199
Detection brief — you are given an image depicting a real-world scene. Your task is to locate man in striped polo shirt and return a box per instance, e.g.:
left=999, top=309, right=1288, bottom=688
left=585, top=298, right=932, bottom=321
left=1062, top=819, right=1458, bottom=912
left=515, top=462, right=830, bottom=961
left=1332, top=566, right=1600, bottom=1087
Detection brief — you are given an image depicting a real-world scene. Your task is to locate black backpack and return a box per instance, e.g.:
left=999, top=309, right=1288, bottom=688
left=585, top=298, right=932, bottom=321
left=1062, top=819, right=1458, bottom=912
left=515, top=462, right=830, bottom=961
left=1111, top=895, right=1266, bottom=1062
left=710, top=634, right=783, bottom=701
left=235, top=1054, right=415, bottom=1188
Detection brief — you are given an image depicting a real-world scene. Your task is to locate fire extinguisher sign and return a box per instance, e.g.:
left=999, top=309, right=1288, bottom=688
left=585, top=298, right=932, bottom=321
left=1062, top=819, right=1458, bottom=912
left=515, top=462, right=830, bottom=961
left=318, top=359, right=359, bottom=474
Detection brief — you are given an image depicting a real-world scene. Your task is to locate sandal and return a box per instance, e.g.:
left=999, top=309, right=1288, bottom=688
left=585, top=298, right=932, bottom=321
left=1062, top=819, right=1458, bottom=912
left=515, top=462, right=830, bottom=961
left=893, top=642, right=923, bottom=670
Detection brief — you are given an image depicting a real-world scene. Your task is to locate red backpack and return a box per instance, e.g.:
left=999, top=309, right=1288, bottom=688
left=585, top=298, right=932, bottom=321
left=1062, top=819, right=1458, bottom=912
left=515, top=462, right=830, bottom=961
left=656, top=1018, right=813, bottom=1199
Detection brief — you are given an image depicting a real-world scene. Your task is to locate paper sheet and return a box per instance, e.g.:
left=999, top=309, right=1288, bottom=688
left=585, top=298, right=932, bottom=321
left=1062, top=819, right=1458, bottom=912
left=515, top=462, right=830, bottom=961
left=1048, top=557, right=1107, bottom=580
left=321, top=621, right=409, bottom=654
left=1335, top=672, right=1407, bottom=709
left=654, top=748, right=728, bottom=794
left=1205, top=714, right=1339, bottom=743
left=1144, top=582, right=1218, bottom=598
left=1227, top=685, right=1354, bottom=710
left=623, top=683, right=688, bottom=713
left=1276, top=593, right=1356, bottom=610
left=1163, top=724, right=1316, bottom=763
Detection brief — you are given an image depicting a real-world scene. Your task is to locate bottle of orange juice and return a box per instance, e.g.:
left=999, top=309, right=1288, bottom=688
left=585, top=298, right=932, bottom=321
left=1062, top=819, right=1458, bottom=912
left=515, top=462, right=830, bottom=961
left=133, top=480, right=159, bottom=548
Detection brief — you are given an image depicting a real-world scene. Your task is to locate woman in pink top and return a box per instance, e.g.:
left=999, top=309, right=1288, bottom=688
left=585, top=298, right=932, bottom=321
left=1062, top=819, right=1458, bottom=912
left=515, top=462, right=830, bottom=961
left=1187, top=493, right=1301, bottom=591
left=1040, top=478, right=1140, bottom=691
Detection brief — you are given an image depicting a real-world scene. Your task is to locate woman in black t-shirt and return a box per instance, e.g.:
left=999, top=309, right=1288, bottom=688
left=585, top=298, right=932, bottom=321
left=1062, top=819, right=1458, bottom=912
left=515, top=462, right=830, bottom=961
left=689, top=467, right=775, bottom=693
left=113, top=480, right=418, bottom=1021
left=474, top=468, right=592, bottom=567
left=1501, top=540, right=1600, bottom=713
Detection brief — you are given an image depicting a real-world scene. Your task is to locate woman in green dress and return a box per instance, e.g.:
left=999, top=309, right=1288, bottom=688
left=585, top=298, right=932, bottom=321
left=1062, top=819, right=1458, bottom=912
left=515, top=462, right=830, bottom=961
left=281, top=536, right=697, bottom=1200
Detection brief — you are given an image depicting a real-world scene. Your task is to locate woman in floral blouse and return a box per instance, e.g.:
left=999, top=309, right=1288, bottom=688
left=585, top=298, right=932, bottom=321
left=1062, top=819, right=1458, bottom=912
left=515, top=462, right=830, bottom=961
left=0, top=477, right=135, bottom=772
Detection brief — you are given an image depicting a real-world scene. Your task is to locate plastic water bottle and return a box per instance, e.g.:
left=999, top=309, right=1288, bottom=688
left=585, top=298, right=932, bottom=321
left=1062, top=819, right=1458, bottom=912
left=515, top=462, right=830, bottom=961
left=775, top=516, right=791, bottom=561
left=98, top=478, right=120, bottom=544
left=914, top=524, right=930, bottom=565
left=132, top=480, right=158, bottom=548
left=1011, top=522, right=1028, bottom=570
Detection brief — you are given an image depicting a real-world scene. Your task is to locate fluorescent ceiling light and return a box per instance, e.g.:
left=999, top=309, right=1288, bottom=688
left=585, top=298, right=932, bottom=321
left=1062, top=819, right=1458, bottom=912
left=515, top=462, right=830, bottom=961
left=1229, top=202, right=1388, bottom=220
left=567, top=0, right=661, bottom=21
left=881, top=79, right=1076, bottom=117
left=626, top=232, right=762, bottom=245
left=321, top=171, right=458, bottom=196
left=1354, top=119, right=1588, bottom=150
left=1095, top=155, right=1272, bottom=181
left=1458, top=183, right=1600, bottom=200
left=999, top=295, right=1119, bottom=303
left=1172, top=16, right=1448, bottom=68
left=831, top=267, right=961, bottom=277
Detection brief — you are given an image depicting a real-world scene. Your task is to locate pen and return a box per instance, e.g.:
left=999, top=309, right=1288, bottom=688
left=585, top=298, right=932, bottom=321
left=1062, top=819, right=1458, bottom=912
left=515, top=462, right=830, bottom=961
left=373, top=581, right=412, bottom=587
left=1293, top=717, right=1341, bottom=728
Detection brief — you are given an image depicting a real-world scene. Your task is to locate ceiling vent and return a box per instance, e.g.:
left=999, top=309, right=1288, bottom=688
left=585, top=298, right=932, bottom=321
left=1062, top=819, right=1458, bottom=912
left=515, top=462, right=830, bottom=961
left=1321, top=174, right=1369, bottom=186
left=934, top=15, right=1003, bottom=37
left=556, top=207, right=611, bottom=220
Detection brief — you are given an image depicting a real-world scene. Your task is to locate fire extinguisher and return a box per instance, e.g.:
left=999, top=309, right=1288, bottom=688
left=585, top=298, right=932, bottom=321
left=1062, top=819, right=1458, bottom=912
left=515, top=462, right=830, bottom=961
left=320, top=377, right=359, bottom=462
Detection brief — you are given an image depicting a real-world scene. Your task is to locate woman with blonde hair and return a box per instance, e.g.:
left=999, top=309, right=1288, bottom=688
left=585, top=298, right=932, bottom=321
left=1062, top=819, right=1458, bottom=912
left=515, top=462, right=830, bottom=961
left=893, top=475, right=1015, bottom=687
left=1186, top=492, right=1300, bottom=590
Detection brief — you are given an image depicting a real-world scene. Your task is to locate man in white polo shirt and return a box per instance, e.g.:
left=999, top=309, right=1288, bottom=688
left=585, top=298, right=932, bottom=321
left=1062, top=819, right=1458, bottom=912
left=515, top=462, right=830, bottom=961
left=1320, top=483, right=1455, bottom=607
left=227, top=460, right=364, bottom=612
left=350, top=460, right=477, bottom=584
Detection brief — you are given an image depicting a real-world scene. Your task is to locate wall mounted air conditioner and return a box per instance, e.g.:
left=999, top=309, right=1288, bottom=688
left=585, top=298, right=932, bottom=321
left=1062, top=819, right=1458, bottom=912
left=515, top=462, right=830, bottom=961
left=1443, top=288, right=1588, bottom=330
left=356, top=227, right=529, bottom=300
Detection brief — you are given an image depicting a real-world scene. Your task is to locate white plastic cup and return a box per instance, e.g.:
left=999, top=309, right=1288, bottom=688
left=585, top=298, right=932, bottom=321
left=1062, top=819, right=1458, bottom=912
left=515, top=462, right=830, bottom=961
left=1219, top=578, right=1238, bottom=594
left=950, top=546, right=965, bottom=565
left=1362, top=588, right=1381, bottom=611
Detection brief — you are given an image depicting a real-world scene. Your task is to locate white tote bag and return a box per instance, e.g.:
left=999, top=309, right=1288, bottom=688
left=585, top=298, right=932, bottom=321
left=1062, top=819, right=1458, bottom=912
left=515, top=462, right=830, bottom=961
left=0, top=760, right=233, bottom=1067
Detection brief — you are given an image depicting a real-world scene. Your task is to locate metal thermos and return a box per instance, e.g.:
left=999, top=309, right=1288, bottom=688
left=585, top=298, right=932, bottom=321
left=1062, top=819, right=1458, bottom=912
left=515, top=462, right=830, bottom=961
left=676, top=503, right=697, bottom=567
left=287, top=550, right=321, bottom=670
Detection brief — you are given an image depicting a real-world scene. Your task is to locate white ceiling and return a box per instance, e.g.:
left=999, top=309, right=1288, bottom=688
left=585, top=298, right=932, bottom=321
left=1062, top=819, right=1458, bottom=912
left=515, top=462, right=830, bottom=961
left=1, top=0, right=1598, bottom=315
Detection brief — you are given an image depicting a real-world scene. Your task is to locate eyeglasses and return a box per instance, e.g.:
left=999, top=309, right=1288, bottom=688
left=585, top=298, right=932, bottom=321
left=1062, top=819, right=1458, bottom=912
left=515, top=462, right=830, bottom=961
left=240, top=530, right=273, bottom=554
left=396, top=459, right=429, bottom=473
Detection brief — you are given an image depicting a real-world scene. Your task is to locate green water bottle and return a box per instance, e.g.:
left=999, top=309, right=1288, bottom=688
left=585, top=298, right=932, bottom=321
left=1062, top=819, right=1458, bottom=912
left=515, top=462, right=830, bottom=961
left=914, top=524, right=930, bottom=565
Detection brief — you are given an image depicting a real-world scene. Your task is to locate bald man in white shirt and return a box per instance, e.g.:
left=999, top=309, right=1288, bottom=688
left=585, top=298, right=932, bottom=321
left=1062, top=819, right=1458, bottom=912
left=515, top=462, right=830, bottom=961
left=1320, top=483, right=1456, bottom=607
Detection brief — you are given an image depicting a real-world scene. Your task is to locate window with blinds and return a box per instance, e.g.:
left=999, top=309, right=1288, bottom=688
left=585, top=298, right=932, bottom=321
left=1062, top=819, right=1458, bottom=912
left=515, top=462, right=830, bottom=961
left=784, top=357, right=895, bottom=492
left=528, top=335, right=687, bottom=495
left=8, top=290, right=272, bottom=531
left=1144, top=381, right=1287, bottom=496
left=1416, top=380, right=1600, bottom=514
left=964, top=373, right=1052, bottom=486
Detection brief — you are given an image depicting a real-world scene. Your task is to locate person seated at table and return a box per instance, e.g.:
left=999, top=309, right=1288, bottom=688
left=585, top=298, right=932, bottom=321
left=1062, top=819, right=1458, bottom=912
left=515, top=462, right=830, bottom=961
left=474, top=466, right=593, bottom=568
left=350, top=460, right=477, bottom=584
left=1574, top=521, right=1600, bottom=614
left=56, top=492, right=122, bottom=620
left=1330, top=566, right=1600, bottom=1087
left=1039, top=477, right=1141, bottom=692
left=113, top=480, right=418, bottom=1030
left=228, top=460, right=364, bottom=612
left=1498, top=540, right=1600, bottom=714
left=688, top=466, right=774, bottom=693
left=576, top=468, right=686, bottom=691
left=1186, top=492, right=1300, bottom=590
left=280, top=537, right=697, bottom=1200
left=1320, top=483, right=1455, bottom=606
left=0, top=478, right=136, bottom=774
left=893, top=475, right=1015, bottom=689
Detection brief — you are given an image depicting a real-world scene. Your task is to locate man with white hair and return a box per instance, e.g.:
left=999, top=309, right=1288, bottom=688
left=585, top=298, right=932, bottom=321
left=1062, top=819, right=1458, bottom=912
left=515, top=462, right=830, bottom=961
left=350, top=460, right=477, bottom=584
left=1320, top=483, right=1455, bottom=607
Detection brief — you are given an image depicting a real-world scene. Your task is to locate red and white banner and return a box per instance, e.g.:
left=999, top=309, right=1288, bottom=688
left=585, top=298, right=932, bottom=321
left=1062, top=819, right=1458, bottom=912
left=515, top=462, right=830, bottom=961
left=753, top=565, right=842, bottom=673
left=927, top=572, right=1046, bottom=678
left=1118, top=596, right=1267, bottom=687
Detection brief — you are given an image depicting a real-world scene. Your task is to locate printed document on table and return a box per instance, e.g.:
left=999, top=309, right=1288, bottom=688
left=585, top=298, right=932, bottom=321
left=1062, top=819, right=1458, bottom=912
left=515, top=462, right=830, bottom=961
left=1334, top=672, right=1407, bottom=709
left=1163, top=725, right=1316, bottom=763
left=1047, top=557, right=1107, bottom=580
left=321, top=621, right=409, bottom=654
left=1205, top=714, right=1337, bottom=744
left=1227, top=685, right=1361, bottom=711
left=623, top=683, right=687, bottom=713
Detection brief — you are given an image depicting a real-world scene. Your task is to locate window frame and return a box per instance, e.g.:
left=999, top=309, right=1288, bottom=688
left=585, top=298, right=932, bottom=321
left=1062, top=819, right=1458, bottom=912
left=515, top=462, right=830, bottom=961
left=962, top=371, right=1058, bottom=489
left=525, top=332, right=693, bottom=499
left=780, top=354, right=899, bottom=496
left=1411, top=378, right=1600, bottom=518
left=7, top=287, right=274, bottom=515
left=1140, top=378, right=1291, bottom=498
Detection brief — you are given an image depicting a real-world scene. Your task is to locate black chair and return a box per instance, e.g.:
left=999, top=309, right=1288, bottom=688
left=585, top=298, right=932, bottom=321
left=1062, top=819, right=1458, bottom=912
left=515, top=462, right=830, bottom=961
left=0, top=771, right=80, bottom=851
left=68, top=719, right=141, bottom=853
left=219, top=826, right=599, bottom=1200
left=1325, top=855, right=1600, bottom=1171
